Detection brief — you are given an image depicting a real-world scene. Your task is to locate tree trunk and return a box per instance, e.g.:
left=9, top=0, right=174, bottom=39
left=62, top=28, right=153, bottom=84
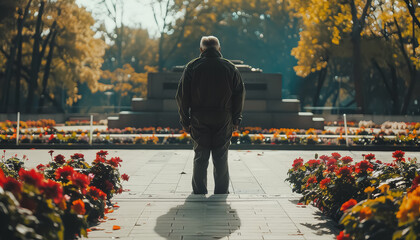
left=38, top=30, right=57, bottom=113
left=158, top=32, right=165, bottom=72
left=401, top=71, right=417, bottom=114
left=348, top=0, right=372, bottom=113
left=1, top=37, right=17, bottom=112
left=351, top=29, right=364, bottom=113
left=313, top=67, right=328, bottom=108
left=26, top=0, right=45, bottom=113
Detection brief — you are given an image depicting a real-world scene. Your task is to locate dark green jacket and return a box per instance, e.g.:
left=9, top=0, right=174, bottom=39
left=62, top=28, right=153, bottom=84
left=175, top=48, right=245, bottom=130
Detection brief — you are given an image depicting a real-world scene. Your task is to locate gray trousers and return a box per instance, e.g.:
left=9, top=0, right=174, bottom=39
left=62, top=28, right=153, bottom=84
left=192, top=141, right=230, bottom=194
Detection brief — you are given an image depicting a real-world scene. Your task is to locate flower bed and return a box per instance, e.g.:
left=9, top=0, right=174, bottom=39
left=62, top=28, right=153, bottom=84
left=1, top=124, right=420, bottom=147
left=0, top=119, right=56, bottom=129
left=285, top=151, right=420, bottom=239
left=0, top=150, right=129, bottom=239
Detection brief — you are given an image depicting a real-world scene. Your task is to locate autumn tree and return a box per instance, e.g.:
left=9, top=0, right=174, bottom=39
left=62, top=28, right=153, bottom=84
left=101, top=64, right=156, bottom=110
left=0, top=0, right=106, bottom=113
left=367, top=0, right=420, bottom=114
left=290, top=0, right=376, bottom=113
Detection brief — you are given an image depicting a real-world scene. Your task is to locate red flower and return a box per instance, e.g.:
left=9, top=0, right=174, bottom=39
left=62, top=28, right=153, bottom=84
left=55, top=166, right=75, bottom=180
left=71, top=172, right=90, bottom=190
left=336, top=166, right=352, bottom=177
left=94, top=155, right=106, bottom=164
left=71, top=199, right=86, bottom=215
left=355, top=160, right=373, bottom=173
left=87, top=186, right=107, bottom=201
left=48, top=150, right=54, bottom=157
left=36, top=164, right=46, bottom=171
left=48, top=134, right=55, bottom=141
left=410, top=175, right=420, bottom=192
left=325, top=165, right=336, bottom=173
left=42, top=179, right=63, bottom=204
left=0, top=169, right=6, bottom=186
left=105, top=180, right=114, bottom=190
left=3, top=177, right=22, bottom=197
left=292, top=158, right=304, bottom=170
left=96, top=150, right=108, bottom=157
left=392, top=150, right=405, bottom=159
left=107, top=157, right=123, bottom=168
left=70, top=153, right=84, bottom=160
left=19, top=169, right=44, bottom=187
left=306, top=176, right=317, bottom=187
left=365, top=153, right=375, bottom=160
left=320, top=178, right=331, bottom=189
left=327, top=158, right=337, bottom=166
left=121, top=173, right=130, bottom=181
left=341, top=156, right=353, bottom=164
left=54, top=154, right=66, bottom=164
left=340, top=199, right=357, bottom=211
left=307, top=159, right=321, bottom=168
left=375, top=160, right=383, bottom=164
left=331, top=152, right=341, bottom=160
left=319, top=155, right=329, bottom=162
left=337, top=231, right=351, bottom=240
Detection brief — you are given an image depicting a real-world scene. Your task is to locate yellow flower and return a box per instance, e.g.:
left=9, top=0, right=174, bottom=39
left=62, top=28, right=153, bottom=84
left=364, top=186, right=375, bottom=194
left=378, top=184, right=390, bottom=193
left=396, top=186, right=420, bottom=224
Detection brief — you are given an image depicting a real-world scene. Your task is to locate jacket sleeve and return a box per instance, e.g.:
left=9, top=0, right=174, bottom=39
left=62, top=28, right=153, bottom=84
left=175, top=64, right=192, bottom=129
left=231, top=68, right=245, bottom=125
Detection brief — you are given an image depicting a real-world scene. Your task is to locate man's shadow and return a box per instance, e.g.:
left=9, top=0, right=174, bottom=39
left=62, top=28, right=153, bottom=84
left=155, top=194, right=241, bottom=239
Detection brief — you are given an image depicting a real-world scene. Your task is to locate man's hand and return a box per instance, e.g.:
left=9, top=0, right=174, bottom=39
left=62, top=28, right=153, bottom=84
left=233, top=125, right=239, bottom=131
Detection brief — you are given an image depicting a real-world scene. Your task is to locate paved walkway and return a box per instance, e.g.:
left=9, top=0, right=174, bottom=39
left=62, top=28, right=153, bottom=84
left=6, top=149, right=420, bottom=240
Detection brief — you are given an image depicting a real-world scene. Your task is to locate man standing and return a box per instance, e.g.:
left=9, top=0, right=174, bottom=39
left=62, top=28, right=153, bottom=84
left=176, top=36, right=245, bottom=194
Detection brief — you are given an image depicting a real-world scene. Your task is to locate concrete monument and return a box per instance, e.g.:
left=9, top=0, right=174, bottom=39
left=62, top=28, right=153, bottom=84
left=108, top=61, right=324, bottom=129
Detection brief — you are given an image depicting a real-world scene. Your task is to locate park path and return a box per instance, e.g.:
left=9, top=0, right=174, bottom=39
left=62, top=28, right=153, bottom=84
left=8, top=149, right=418, bottom=239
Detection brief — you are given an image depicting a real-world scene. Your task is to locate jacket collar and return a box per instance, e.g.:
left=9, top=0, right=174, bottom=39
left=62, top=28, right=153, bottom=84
left=200, top=48, right=222, bottom=58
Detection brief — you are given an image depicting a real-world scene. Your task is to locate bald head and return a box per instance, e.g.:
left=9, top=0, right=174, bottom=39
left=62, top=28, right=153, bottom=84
left=200, top=36, right=221, bottom=52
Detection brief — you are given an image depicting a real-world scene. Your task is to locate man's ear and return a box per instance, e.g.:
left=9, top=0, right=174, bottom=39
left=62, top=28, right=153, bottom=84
left=200, top=47, right=204, bottom=53
left=218, top=47, right=221, bottom=52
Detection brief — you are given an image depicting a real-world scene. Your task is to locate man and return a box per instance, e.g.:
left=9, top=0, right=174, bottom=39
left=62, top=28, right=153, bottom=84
left=176, top=36, right=245, bottom=194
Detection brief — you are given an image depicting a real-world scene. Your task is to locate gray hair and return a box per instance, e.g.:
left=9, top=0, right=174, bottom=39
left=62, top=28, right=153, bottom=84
left=200, top=36, right=220, bottom=50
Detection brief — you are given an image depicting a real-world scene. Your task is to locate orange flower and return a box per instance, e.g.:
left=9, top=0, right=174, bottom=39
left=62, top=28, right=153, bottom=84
left=112, top=225, right=121, bottom=230
left=341, top=199, right=357, bottom=212
left=359, top=207, right=372, bottom=220
left=71, top=199, right=86, bottom=215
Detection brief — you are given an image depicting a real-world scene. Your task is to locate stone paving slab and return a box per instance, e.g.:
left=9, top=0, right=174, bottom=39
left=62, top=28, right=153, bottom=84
left=3, top=149, right=420, bottom=239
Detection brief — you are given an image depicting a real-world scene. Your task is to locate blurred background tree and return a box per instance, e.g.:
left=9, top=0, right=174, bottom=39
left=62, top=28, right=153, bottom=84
left=0, top=0, right=418, bottom=115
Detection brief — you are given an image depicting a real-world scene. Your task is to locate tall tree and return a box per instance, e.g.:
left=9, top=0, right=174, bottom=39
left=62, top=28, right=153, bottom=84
left=0, top=0, right=106, bottom=113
